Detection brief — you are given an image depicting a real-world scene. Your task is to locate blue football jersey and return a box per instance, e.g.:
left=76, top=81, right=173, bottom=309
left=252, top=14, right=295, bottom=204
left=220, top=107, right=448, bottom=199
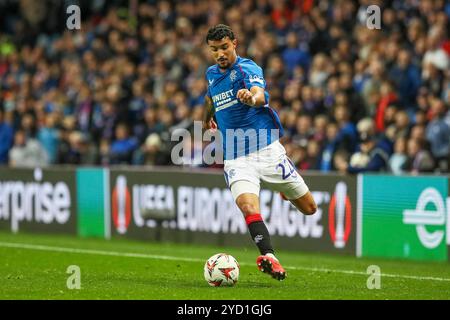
left=205, top=56, right=284, bottom=160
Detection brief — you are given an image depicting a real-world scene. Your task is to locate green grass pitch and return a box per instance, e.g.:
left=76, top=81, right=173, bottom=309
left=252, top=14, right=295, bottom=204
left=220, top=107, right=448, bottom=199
left=0, top=231, right=449, bottom=300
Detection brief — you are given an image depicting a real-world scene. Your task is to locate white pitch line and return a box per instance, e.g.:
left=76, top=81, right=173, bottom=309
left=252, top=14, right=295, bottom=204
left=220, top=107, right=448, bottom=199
left=1, top=241, right=450, bottom=283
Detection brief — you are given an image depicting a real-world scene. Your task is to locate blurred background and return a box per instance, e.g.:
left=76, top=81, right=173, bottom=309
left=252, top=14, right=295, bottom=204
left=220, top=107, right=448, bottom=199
left=0, top=0, right=449, bottom=174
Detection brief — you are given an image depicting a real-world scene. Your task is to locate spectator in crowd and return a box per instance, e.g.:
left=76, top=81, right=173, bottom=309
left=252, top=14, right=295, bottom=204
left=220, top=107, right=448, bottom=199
left=0, top=107, right=13, bottom=164
left=98, top=138, right=111, bottom=166
left=109, top=123, right=139, bottom=165
left=320, top=121, right=339, bottom=172
left=139, top=133, right=165, bottom=166
left=404, top=138, right=435, bottom=174
left=333, top=104, right=358, bottom=154
left=9, top=129, right=48, bottom=167
left=311, top=114, right=328, bottom=145
left=333, top=149, right=350, bottom=175
left=425, top=97, right=450, bottom=171
left=58, top=130, right=84, bottom=165
left=291, top=145, right=309, bottom=171
left=292, top=114, right=313, bottom=148
left=375, top=80, right=398, bottom=133
left=389, top=137, right=408, bottom=175
left=282, top=31, right=310, bottom=77
left=37, top=113, right=60, bottom=164
left=393, top=110, right=411, bottom=139
left=91, top=101, right=118, bottom=143
left=305, top=140, right=321, bottom=170
left=0, top=0, right=448, bottom=174
left=337, top=132, right=392, bottom=174
left=388, top=49, right=421, bottom=110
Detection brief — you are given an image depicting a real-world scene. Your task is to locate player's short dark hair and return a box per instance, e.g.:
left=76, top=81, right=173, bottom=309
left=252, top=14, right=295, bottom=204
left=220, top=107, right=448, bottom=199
left=206, top=24, right=235, bottom=43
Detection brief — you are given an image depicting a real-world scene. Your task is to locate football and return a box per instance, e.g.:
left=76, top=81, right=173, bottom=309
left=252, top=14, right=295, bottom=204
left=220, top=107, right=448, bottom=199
left=204, top=253, right=240, bottom=287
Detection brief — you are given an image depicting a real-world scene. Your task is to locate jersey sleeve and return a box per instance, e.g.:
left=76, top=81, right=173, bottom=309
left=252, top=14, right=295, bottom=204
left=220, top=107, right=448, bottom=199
left=239, top=60, right=269, bottom=105
left=239, top=61, right=266, bottom=90
left=205, top=73, right=212, bottom=99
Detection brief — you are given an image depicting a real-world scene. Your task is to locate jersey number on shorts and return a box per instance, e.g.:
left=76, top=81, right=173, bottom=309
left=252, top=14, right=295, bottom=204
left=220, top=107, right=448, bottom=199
left=277, top=158, right=298, bottom=180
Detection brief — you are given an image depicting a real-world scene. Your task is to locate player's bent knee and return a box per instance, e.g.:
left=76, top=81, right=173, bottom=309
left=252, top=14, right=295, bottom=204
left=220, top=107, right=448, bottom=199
left=303, top=202, right=318, bottom=215
left=236, top=198, right=258, bottom=216
left=239, top=203, right=259, bottom=216
left=236, top=194, right=260, bottom=217
left=232, top=181, right=260, bottom=216
left=292, top=191, right=317, bottom=215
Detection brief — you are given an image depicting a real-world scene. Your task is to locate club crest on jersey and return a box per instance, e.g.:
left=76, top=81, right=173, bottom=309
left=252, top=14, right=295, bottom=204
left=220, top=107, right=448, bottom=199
left=208, top=79, right=214, bottom=85
left=249, top=75, right=264, bottom=85
left=230, top=70, right=237, bottom=82
left=228, top=169, right=236, bottom=179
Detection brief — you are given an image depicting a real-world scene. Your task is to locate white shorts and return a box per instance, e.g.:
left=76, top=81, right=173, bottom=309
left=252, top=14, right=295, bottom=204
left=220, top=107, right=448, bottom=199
left=224, top=140, right=309, bottom=201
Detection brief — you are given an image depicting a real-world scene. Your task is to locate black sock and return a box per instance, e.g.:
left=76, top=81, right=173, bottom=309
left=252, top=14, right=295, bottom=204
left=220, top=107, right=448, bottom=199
left=247, top=220, right=274, bottom=255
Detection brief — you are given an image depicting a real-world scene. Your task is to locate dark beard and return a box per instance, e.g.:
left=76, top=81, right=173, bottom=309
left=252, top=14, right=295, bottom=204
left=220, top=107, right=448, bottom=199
left=218, top=61, right=230, bottom=70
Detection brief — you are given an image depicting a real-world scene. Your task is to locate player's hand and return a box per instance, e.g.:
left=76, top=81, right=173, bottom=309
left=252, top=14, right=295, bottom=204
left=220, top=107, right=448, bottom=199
left=237, top=89, right=256, bottom=106
left=203, top=119, right=218, bottom=132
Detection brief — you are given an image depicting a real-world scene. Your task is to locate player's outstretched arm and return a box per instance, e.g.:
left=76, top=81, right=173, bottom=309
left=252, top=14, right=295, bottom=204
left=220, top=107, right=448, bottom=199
left=202, top=96, right=217, bottom=130
left=237, top=86, right=265, bottom=107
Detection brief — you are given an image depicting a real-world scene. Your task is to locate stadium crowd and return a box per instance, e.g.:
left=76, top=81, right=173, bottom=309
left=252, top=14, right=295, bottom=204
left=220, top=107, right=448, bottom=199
left=0, top=0, right=449, bottom=174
